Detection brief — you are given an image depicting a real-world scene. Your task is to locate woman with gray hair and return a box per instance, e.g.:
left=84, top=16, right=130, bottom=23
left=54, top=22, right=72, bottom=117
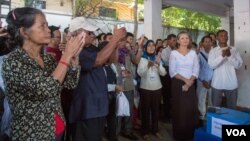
left=2, top=7, right=85, bottom=140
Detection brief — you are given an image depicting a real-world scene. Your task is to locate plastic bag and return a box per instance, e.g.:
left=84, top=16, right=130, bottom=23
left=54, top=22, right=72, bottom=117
left=116, top=92, right=130, bottom=116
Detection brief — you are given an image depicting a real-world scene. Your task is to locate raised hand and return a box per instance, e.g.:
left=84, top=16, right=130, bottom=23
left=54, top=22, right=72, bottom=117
left=137, top=34, right=145, bottom=48
left=112, top=25, right=127, bottom=42
left=155, top=52, right=162, bottom=64
left=70, top=32, right=86, bottom=67
left=64, top=32, right=86, bottom=59
left=225, top=48, right=231, bottom=57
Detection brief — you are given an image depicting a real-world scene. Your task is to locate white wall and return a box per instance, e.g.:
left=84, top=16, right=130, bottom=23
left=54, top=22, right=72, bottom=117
left=234, top=0, right=250, bottom=108
left=1, top=5, right=206, bottom=42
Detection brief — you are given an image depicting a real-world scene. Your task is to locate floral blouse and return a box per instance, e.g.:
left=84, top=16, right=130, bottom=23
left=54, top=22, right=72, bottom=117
left=2, top=48, right=80, bottom=141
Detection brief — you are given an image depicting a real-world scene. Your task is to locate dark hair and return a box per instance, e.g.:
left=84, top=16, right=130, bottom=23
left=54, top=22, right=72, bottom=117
left=64, top=27, right=69, bottom=34
left=166, top=34, right=177, bottom=40
left=49, top=25, right=60, bottom=38
left=0, top=36, right=13, bottom=56
left=156, top=46, right=164, bottom=54
left=192, top=42, right=198, bottom=48
left=104, top=33, right=112, bottom=40
left=6, top=7, right=44, bottom=47
left=208, top=32, right=216, bottom=37
left=216, top=29, right=228, bottom=37
left=98, top=41, right=109, bottom=51
left=96, top=33, right=106, bottom=41
left=126, top=32, right=134, bottom=38
left=201, top=35, right=212, bottom=43
left=155, top=39, right=162, bottom=45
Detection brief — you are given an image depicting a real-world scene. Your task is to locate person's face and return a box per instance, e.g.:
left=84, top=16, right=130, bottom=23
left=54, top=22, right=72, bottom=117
left=106, top=35, right=113, bottom=41
left=51, top=30, right=61, bottom=46
left=169, top=37, right=177, bottom=49
left=163, top=40, right=168, bottom=47
left=178, top=33, right=190, bottom=47
left=126, top=36, right=134, bottom=45
left=65, top=32, right=71, bottom=42
left=156, top=40, right=163, bottom=47
left=73, top=28, right=94, bottom=46
left=217, top=31, right=228, bottom=44
left=203, top=38, right=212, bottom=50
left=125, top=42, right=131, bottom=50
left=25, top=14, right=51, bottom=45
left=146, top=42, right=155, bottom=54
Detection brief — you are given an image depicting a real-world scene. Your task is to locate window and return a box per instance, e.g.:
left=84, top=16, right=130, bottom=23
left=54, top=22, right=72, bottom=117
left=25, top=0, right=46, bottom=9
left=99, top=7, right=116, bottom=18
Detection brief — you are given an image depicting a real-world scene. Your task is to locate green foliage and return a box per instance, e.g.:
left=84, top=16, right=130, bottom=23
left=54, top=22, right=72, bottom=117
left=74, top=0, right=90, bottom=16
left=138, top=0, right=144, bottom=4
left=162, top=7, right=221, bottom=33
left=24, top=0, right=34, bottom=6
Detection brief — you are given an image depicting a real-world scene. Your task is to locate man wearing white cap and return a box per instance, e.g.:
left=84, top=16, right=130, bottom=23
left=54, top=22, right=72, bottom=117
left=68, top=17, right=127, bottom=141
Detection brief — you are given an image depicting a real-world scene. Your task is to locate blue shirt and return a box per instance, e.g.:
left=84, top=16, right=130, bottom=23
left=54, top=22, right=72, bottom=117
left=198, top=49, right=213, bottom=82
left=69, top=45, right=108, bottom=122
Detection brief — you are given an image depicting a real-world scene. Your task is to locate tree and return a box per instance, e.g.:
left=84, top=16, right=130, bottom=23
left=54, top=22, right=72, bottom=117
left=74, top=0, right=104, bottom=17
left=136, top=0, right=221, bottom=33
left=162, top=7, right=221, bottom=33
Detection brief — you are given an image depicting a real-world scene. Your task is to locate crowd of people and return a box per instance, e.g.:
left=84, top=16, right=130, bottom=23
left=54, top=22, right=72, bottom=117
left=0, top=7, right=243, bottom=141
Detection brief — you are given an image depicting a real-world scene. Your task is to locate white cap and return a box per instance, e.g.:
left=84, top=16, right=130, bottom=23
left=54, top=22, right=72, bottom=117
left=69, top=17, right=99, bottom=32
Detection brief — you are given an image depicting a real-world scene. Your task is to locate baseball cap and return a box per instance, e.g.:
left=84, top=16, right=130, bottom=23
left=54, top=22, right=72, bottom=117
left=69, top=17, right=99, bottom=32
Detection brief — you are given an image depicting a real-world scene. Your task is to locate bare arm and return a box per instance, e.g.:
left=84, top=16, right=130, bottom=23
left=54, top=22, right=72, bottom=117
left=52, top=32, right=85, bottom=84
left=132, top=34, right=145, bottom=65
left=94, top=26, right=126, bottom=67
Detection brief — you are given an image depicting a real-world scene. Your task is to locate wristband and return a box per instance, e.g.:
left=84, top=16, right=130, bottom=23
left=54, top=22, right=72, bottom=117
left=59, top=60, right=69, bottom=68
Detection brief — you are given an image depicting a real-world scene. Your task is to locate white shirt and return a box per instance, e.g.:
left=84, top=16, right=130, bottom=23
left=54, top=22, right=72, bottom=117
left=161, top=46, right=172, bottom=66
left=169, top=50, right=199, bottom=79
left=137, top=58, right=166, bottom=90
left=208, top=46, right=243, bottom=90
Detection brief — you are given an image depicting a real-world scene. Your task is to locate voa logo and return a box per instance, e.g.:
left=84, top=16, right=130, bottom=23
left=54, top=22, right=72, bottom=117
left=226, top=129, right=247, bottom=136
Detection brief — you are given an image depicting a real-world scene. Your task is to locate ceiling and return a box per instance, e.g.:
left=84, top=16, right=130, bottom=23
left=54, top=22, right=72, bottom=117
left=163, top=0, right=233, bottom=17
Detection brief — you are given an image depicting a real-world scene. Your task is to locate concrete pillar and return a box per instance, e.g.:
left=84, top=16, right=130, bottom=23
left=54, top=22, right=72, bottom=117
left=144, top=0, right=162, bottom=41
left=234, top=0, right=250, bottom=108
left=221, top=10, right=230, bottom=37
left=221, top=7, right=234, bottom=45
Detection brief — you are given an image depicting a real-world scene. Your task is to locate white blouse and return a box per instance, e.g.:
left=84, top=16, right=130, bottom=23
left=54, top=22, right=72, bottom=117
left=137, top=58, right=167, bottom=90
left=169, top=50, right=199, bottom=79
